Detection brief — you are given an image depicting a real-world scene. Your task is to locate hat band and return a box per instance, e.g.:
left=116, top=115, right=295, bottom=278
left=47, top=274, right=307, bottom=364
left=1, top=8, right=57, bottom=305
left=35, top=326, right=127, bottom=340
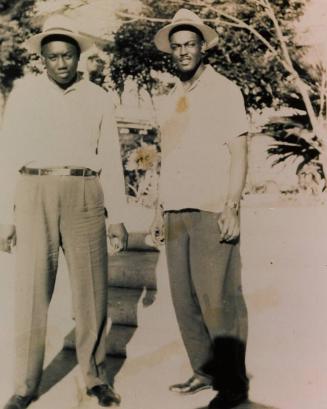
left=174, top=18, right=201, bottom=23
left=44, top=27, right=75, bottom=34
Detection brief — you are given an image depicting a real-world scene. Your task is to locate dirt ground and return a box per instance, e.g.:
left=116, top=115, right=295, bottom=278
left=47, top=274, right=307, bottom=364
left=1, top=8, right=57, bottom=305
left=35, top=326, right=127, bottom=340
left=1, top=203, right=327, bottom=409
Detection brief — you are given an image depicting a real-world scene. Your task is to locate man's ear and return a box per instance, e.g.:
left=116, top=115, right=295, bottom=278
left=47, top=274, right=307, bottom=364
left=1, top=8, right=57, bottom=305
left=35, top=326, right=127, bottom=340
left=201, top=41, right=207, bottom=54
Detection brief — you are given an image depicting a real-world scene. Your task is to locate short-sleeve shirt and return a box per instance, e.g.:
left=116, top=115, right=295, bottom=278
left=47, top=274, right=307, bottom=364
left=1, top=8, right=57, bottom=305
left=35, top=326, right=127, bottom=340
left=157, top=65, right=248, bottom=213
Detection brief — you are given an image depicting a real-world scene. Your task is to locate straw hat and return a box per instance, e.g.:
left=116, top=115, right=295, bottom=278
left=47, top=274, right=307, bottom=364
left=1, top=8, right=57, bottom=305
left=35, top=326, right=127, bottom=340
left=25, top=14, right=94, bottom=54
left=154, top=8, right=218, bottom=54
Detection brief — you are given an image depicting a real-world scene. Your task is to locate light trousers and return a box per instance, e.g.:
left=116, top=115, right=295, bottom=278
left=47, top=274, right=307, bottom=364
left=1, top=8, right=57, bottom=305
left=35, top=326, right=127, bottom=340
left=14, top=174, right=108, bottom=397
left=165, top=210, right=248, bottom=392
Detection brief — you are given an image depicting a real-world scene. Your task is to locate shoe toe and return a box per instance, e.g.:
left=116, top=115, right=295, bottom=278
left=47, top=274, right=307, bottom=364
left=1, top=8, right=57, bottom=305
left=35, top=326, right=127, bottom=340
left=169, top=376, right=210, bottom=394
left=87, top=384, right=121, bottom=407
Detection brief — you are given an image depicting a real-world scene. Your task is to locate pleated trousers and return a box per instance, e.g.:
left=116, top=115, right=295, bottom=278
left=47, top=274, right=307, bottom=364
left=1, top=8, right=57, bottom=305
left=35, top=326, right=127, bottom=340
left=14, top=174, right=108, bottom=396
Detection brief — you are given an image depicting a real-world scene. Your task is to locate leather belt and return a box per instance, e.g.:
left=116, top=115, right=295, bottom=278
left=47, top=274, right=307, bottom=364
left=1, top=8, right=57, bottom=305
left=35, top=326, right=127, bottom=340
left=164, top=208, right=201, bottom=213
left=19, top=167, right=100, bottom=177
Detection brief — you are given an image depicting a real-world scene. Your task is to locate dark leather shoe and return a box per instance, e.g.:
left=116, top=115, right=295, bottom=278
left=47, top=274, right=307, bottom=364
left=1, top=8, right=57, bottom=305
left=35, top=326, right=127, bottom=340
left=209, top=390, right=248, bottom=409
left=169, top=375, right=211, bottom=394
left=3, top=395, right=36, bottom=409
left=87, top=384, right=121, bottom=407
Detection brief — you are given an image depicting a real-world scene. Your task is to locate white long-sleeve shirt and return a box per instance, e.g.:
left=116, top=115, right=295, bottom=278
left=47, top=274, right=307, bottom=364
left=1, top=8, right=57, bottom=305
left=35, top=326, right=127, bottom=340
left=0, top=73, right=127, bottom=224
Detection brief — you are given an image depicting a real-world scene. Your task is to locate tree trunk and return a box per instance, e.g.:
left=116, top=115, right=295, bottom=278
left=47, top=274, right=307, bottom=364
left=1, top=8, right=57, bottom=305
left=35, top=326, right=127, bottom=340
left=0, top=88, right=7, bottom=126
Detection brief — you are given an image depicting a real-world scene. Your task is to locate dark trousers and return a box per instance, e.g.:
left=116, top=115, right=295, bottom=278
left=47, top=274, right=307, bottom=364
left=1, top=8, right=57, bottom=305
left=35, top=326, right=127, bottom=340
left=164, top=210, right=248, bottom=392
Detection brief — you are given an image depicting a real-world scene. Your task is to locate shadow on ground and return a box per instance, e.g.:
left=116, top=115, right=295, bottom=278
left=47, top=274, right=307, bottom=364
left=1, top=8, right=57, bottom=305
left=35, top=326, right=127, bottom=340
left=38, top=349, right=77, bottom=396
left=37, top=347, right=127, bottom=397
left=38, top=243, right=159, bottom=397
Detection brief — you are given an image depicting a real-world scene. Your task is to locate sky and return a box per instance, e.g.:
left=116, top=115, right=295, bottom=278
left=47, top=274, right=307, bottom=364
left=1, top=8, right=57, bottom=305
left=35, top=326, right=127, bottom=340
left=295, top=0, right=327, bottom=66
left=34, top=0, right=143, bottom=39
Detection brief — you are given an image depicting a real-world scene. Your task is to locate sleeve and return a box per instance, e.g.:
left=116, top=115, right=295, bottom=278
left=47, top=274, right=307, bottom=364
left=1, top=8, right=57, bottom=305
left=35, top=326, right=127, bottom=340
left=223, top=84, right=249, bottom=145
left=0, top=85, right=25, bottom=224
left=97, top=94, right=127, bottom=224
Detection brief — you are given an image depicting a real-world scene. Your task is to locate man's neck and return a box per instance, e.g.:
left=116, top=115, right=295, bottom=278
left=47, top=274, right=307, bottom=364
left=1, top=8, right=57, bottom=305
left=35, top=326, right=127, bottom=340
left=47, top=73, right=79, bottom=90
left=179, top=61, right=205, bottom=89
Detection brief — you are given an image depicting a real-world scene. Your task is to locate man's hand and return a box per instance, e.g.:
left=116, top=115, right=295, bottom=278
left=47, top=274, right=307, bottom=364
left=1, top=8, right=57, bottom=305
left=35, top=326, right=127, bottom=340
left=107, top=223, right=128, bottom=254
left=218, top=208, right=240, bottom=243
left=0, top=224, right=16, bottom=253
left=149, top=211, right=165, bottom=247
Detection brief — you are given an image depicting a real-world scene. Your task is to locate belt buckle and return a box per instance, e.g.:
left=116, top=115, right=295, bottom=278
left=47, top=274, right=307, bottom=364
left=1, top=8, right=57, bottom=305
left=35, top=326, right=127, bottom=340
left=62, top=168, right=72, bottom=176
left=50, top=168, right=70, bottom=176
left=70, top=168, right=82, bottom=176
left=83, top=169, right=93, bottom=177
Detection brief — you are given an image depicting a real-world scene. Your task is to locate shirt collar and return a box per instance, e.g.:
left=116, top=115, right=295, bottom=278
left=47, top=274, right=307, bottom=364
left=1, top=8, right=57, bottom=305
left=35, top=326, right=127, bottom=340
left=173, top=64, right=214, bottom=95
left=41, top=71, right=86, bottom=95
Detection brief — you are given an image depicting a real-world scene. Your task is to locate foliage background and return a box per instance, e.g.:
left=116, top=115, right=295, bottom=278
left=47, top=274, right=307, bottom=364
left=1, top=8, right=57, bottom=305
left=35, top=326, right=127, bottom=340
left=1, top=0, right=327, bottom=201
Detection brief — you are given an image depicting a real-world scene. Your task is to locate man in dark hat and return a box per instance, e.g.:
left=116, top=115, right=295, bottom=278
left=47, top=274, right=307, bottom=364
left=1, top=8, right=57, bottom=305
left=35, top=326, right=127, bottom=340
left=151, top=8, right=249, bottom=409
left=0, top=14, right=127, bottom=409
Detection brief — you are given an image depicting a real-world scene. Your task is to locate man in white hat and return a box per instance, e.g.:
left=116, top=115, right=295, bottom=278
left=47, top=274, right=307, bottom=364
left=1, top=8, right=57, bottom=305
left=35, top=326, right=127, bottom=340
left=0, top=14, right=127, bottom=409
left=151, top=9, right=249, bottom=409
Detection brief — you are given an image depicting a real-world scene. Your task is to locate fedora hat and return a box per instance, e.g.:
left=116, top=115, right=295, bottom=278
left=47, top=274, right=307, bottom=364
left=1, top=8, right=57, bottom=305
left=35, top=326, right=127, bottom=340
left=25, top=14, right=94, bottom=54
left=154, top=9, right=218, bottom=54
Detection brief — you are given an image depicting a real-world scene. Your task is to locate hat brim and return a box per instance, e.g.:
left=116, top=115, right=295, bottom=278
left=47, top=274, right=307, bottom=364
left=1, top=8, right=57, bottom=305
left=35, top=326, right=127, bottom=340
left=154, top=21, right=218, bottom=54
left=24, top=29, right=94, bottom=55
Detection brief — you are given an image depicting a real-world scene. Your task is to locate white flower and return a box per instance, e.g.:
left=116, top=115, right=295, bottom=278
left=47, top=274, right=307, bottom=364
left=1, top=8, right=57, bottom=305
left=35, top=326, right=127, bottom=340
left=126, top=143, right=159, bottom=171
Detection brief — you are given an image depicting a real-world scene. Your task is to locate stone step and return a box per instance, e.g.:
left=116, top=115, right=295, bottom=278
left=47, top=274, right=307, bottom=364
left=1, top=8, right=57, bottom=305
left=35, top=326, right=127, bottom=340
left=123, top=232, right=157, bottom=251
left=106, top=324, right=137, bottom=357
left=108, top=251, right=158, bottom=289
left=63, top=319, right=142, bottom=357
left=108, top=232, right=158, bottom=289
left=64, top=232, right=159, bottom=356
left=63, top=284, right=157, bottom=354
left=108, top=286, right=157, bottom=326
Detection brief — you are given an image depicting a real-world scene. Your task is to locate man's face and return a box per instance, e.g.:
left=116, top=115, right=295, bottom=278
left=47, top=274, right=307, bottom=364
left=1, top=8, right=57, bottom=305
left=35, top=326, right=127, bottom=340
left=169, top=30, right=205, bottom=73
left=41, top=40, right=79, bottom=85
left=87, top=55, right=105, bottom=74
